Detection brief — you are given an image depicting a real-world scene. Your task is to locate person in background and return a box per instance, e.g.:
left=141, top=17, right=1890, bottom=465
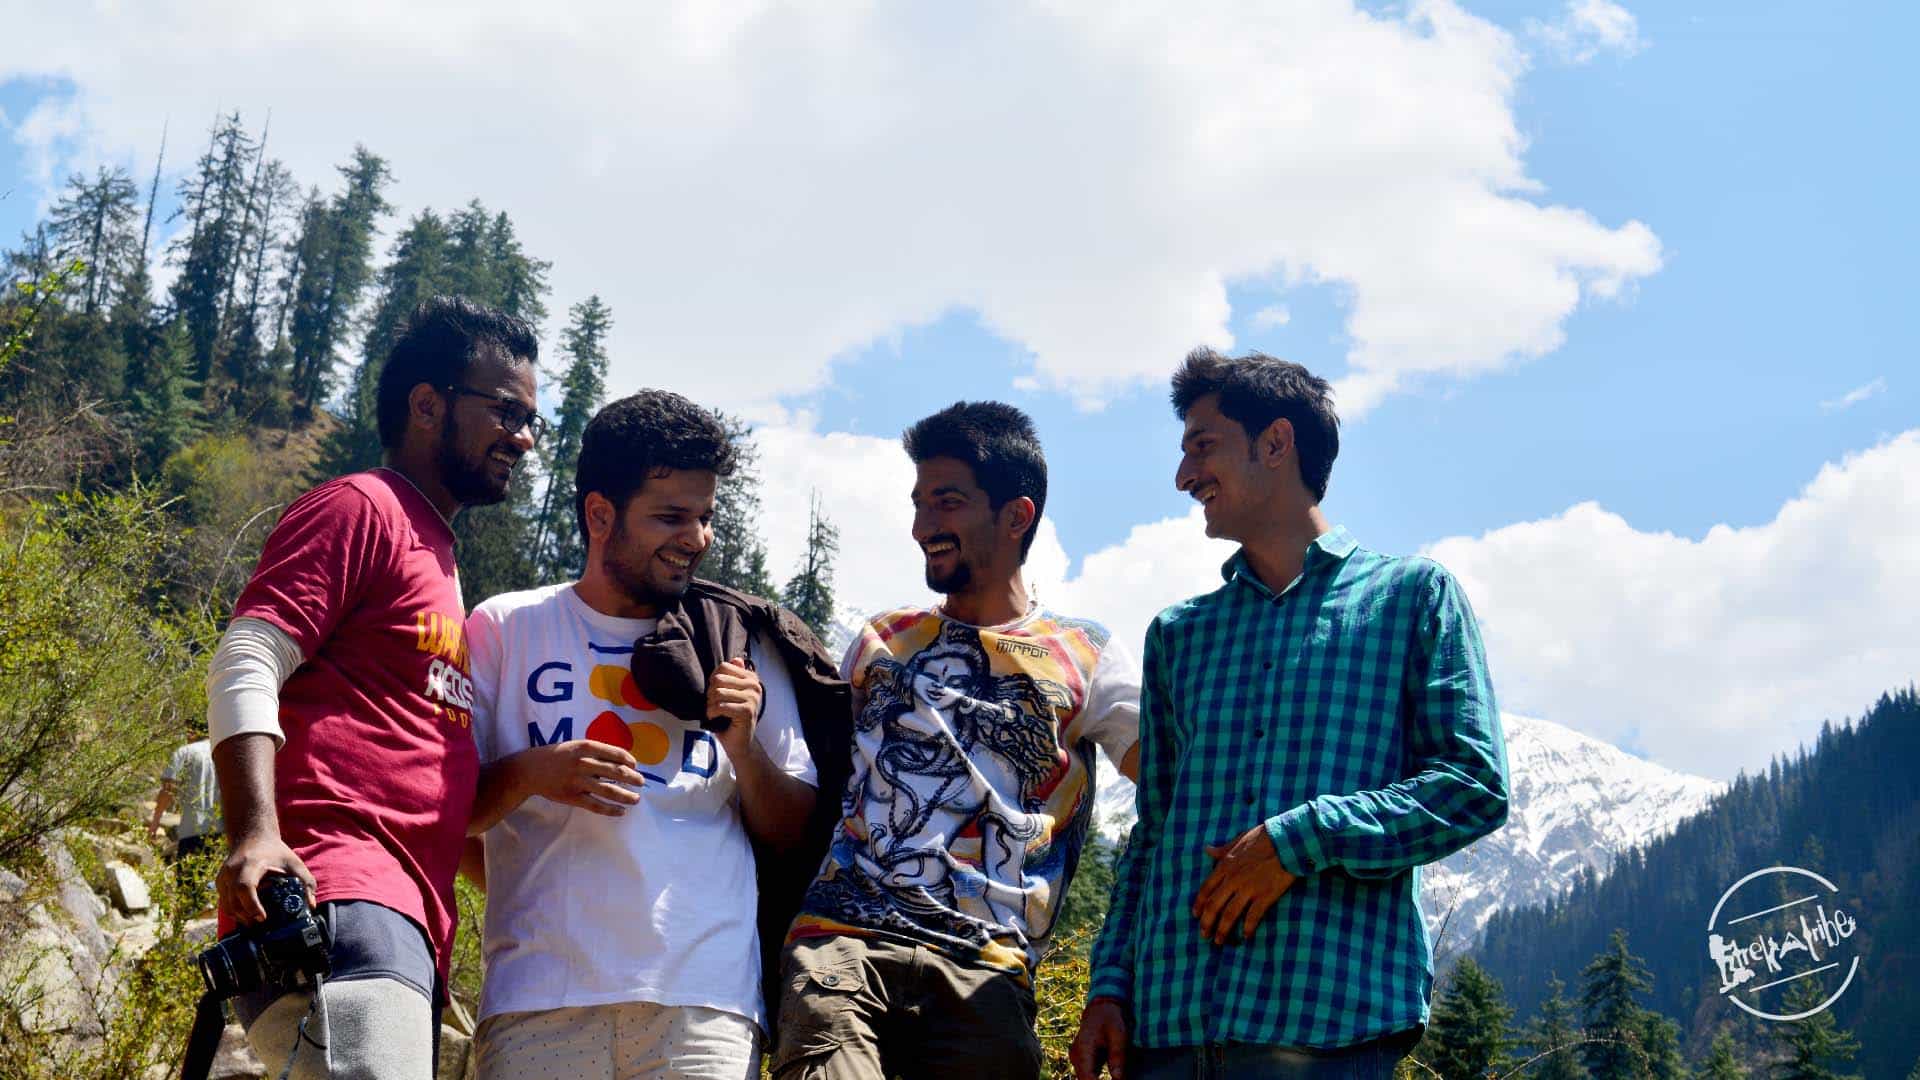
left=148, top=734, right=219, bottom=863
left=206, top=296, right=542, bottom=1079
left=1072, top=349, right=1508, bottom=1080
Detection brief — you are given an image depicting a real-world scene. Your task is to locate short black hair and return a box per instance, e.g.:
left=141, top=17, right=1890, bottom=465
left=575, top=390, right=738, bottom=542
left=378, top=296, right=538, bottom=449
left=1171, top=347, right=1340, bottom=503
left=902, top=400, right=1048, bottom=561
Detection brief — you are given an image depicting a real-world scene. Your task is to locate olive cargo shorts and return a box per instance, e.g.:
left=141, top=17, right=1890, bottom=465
left=772, top=934, right=1043, bottom=1080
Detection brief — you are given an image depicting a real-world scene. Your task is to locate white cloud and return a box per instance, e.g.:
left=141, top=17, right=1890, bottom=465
left=1251, top=304, right=1292, bottom=329
left=1425, top=430, right=1920, bottom=780
left=1528, top=0, right=1645, bottom=65
left=1820, top=376, right=1886, bottom=413
left=2, top=0, right=1657, bottom=414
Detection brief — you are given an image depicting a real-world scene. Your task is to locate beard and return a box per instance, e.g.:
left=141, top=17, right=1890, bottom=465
left=925, top=558, right=973, bottom=594
left=438, top=418, right=514, bottom=507
left=605, top=520, right=696, bottom=610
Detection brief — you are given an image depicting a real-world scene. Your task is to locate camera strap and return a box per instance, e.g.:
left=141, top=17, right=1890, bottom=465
left=276, top=973, right=329, bottom=1080
left=178, top=991, right=228, bottom=1080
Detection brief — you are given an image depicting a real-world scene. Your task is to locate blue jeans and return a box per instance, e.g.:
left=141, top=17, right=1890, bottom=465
left=1130, top=1030, right=1419, bottom=1080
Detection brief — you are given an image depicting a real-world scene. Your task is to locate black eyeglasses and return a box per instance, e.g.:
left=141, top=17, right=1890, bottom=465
left=445, top=385, right=548, bottom=443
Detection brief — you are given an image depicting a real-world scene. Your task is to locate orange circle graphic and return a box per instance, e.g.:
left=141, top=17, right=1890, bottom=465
left=630, top=722, right=671, bottom=765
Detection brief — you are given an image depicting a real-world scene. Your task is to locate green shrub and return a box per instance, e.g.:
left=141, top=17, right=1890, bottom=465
left=0, top=489, right=210, bottom=868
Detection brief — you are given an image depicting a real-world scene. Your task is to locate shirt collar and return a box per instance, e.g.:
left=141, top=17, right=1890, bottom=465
left=1220, top=525, right=1359, bottom=597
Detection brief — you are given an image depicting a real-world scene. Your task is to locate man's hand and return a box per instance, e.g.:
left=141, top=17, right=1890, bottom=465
left=517, top=740, right=646, bottom=816
left=1192, top=823, right=1297, bottom=945
left=217, top=832, right=315, bottom=925
left=1070, top=997, right=1130, bottom=1080
left=707, top=658, right=763, bottom=760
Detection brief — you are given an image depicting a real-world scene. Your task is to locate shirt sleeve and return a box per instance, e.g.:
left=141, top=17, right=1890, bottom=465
left=230, top=481, right=391, bottom=657
left=1263, top=564, right=1509, bottom=879
left=751, top=631, right=817, bottom=787
left=1088, top=619, right=1172, bottom=1005
left=205, top=616, right=307, bottom=748
left=162, top=745, right=189, bottom=783
left=1072, top=636, right=1142, bottom=767
left=465, top=601, right=505, bottom=765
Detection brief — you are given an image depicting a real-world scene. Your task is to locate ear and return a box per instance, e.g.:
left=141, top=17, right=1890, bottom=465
left=1257, top=417, right=1295, bottom=471
left=408, top=382, right=446, bottom=435
left=584, top=491, right=617, bottom=543
left=1001, top=496, right=1037, bottom=544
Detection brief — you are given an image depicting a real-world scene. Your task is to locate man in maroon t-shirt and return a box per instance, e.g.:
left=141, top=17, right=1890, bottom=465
left=208, top=296, right=543, bottom=1078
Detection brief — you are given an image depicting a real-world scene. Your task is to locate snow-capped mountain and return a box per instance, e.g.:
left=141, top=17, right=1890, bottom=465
left=1091, top=713, right=1722, bottom=952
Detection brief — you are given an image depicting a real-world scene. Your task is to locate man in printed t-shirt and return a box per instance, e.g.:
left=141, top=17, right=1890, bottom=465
left=462, top=390, right=817, bottom=1080
left=773, top=401, right=1141, bottom=1080
left=207, top=297, right=543, bottom=1079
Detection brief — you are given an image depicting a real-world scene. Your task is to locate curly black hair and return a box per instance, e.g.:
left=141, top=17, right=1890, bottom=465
left=902, top=400, right=1047, bottom=562
left=574, top=390, right=739, bottom=543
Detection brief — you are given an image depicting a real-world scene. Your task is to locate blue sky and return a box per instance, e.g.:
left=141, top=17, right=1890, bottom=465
left=3, top=1, right=1913, bottom=778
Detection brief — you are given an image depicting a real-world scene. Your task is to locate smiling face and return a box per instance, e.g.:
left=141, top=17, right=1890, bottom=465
left=594, top=468, right=718, bottom=616
left=1174, top=392, right=1280, bottom=541
left=435, top=349, right=537, bottom=508
left=911, top=456, right=1026, bottom=597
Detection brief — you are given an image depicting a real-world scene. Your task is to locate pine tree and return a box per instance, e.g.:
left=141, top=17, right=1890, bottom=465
left=1639, top=1012, right=1685, bottom=1080
left=1768, top=983, right=1862, bottom=1080
left=1426, top=958, right=1516, bottom=1080
left=287, top=147, right=391, bottom=413
left=170, top=112, right=260, bottom=390
left=45, top=166, right=140, bottom=315
left=532, top=295, right=610, bottom=580
left=1523, top=976, right=1588, bottom=1080
left=127, top=323, right=205, bottom=473
left=703, top=414, right=779, bottom=599
left=1581, top=930, right=1654, bottom=1080
left=315, top=210, right=450, bottom=478
left=782, top=491, right=839, bottom=638
left=1694, top=1034, right=1747, bottom=1080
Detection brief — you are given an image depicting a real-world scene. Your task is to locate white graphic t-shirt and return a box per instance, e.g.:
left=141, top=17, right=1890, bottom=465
left=466, top=583, right=817, bottom=1027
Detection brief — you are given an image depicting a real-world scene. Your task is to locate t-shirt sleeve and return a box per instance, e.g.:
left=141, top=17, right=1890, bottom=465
left=751, top=632, right=817, bottom=787
left=465, top=601, right=506, bottom=765
left=230, top=481, right=392, bottom=657
left=1074, top=635, right=1143, bottom=767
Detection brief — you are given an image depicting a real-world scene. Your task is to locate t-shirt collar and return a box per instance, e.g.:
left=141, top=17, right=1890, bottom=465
left=1220, top=525, right=1359, bottom=597
left=562, top=583, right=661, bottom=637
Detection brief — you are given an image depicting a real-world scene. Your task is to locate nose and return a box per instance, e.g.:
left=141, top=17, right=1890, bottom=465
left=911, top=504, right=936, bottom=543
left=509, top=424, right=536, bottom=453
left=1174, top=453, right=1197, bottom=493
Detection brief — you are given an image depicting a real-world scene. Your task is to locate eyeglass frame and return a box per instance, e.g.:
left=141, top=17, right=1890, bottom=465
left=443, top=384, right=548, bottom=443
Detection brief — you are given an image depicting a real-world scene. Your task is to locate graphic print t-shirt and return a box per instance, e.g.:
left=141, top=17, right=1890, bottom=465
left=791, top=605, right=1139, bottom=976
left=467, top=583, right=817, bottom=1026
left=228, top=470, right=476, bottom=985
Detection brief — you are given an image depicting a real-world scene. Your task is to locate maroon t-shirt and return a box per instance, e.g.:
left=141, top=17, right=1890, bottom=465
left=229, top=469, right=478, bottom=984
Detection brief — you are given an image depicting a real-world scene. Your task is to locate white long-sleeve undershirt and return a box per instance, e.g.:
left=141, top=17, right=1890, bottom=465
left=206, top=616, right=305, bottom=748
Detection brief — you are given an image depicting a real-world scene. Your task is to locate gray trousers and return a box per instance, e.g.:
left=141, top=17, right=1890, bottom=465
left=235, top=900, right=440, bottom=1080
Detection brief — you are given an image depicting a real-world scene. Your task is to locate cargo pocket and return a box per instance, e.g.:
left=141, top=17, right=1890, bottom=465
left=771, top=943, right=868, bottom=1077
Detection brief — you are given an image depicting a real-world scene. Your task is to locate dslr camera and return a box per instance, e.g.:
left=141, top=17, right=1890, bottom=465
left=196, top=872, right=332, bottom=998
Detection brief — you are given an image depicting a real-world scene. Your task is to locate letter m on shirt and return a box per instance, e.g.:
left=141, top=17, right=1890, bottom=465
left=527, top=717, right=573, bottom=747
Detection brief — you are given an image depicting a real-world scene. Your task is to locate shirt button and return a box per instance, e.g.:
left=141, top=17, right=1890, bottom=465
left=821, top=974, right=839, bottom=987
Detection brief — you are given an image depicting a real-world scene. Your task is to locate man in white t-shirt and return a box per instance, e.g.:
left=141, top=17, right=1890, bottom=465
left=465, top=390, right=818, bottom=1080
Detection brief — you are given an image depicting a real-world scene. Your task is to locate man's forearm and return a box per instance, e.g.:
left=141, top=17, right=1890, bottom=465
left=468, top=755, right=531, bottom=837
left=215, top=733, right=280, bottom=844
left=733, top=742, right=814, bottom=849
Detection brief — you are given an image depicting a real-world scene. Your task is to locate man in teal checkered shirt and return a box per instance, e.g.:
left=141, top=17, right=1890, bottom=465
left=1072, top=349, right=1509, bottom=1080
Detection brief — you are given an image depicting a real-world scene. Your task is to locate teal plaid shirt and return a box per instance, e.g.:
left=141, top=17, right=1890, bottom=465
left=1089, top=527, right=1508, bottom=1050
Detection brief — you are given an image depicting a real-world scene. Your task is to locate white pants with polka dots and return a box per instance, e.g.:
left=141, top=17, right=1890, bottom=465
left=474, top=1000, right=760, bottom=1080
